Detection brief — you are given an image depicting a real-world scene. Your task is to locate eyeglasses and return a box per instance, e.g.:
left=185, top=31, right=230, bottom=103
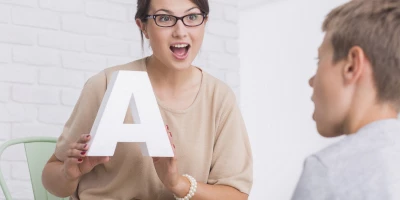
left=145, top=13, right=207, bottom=27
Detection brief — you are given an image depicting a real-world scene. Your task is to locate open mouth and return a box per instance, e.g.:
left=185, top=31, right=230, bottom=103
left=170, top=44, right=190, bottom=60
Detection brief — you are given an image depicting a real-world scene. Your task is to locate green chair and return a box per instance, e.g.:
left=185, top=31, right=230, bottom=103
left=0, top=137, right=68, bottom=200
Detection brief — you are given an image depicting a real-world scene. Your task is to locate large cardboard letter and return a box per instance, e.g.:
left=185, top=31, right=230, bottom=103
left=86, top=70, right=174, bottom=157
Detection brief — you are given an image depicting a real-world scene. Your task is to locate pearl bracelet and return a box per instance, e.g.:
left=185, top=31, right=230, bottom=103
left=174, top=174, right=197, bottom=200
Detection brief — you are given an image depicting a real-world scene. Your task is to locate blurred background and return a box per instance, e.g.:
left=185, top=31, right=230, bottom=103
left=239, top=0, right=348, bottom=199
left=2, top=0, right=390, bottom=199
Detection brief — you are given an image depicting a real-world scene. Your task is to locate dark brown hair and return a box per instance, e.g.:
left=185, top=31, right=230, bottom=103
left=135, top=0, right=209, bottom=48
left=323, top=0, right=400, bottom=109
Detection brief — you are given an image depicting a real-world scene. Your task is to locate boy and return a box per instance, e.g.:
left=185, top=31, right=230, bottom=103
left=292, top=0, right=400, bottom=199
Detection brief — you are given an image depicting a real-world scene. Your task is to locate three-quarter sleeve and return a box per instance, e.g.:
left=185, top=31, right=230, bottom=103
left=207, top=91, right=253, bottom=194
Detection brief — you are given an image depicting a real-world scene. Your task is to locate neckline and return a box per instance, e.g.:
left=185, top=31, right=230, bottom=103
left=355, top=118, right=400, bottom=135
left=141, top=57, right=206, bottom=114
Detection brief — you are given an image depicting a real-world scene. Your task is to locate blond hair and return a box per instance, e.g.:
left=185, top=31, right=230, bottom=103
left=323, top=0, right=400, bottom=109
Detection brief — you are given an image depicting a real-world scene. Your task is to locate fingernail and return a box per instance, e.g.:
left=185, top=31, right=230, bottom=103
left=83, top=144, right=87, bottom=148
left=169, top=132, right=172, bottom=137
left=166, top=125, right=169, bottom=130
left=81, top=151, right=86, bottom=155
left=86, top=135, right=90, bottom=138
left=78, top=158, right=83, bottom=162
left=173, top=144, right=176, bottom=149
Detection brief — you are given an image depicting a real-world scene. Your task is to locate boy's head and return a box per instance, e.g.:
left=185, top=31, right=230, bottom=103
left=310, top=0, right=400, bottom=137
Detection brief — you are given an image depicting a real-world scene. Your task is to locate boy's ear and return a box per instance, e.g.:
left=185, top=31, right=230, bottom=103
left=343, top=46, right=367, bottom=85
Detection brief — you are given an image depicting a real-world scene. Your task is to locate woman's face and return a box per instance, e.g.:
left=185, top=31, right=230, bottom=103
left=137, top=0, right=207, bottom=70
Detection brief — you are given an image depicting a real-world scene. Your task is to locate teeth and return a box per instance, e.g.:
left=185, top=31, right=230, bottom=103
left=172, top=44, right=188, bottom=48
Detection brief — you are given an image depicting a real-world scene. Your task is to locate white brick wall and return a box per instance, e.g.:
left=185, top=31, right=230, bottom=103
left=39, top=0, right=84, bottom=13
left=12, top=7, right=60, bottom=30
left=0, top=0, right=240, bottom=199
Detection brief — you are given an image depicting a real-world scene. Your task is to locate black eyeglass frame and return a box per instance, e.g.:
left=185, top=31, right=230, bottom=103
left=144, top=13, right=208, bottom=27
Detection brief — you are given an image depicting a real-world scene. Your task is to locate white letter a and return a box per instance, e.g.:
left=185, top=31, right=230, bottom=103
left=86, top=71, right=174, bottom=157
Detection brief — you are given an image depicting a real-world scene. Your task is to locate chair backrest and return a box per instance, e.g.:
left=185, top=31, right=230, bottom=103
left=0, top=137, right=68, bottom=200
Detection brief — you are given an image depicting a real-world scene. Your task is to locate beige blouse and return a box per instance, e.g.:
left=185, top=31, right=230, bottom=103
left=54, top=58, right=253, bottom=200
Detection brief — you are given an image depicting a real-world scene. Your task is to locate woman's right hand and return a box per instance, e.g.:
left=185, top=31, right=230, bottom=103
left=62, top=134, right=109, bottom=181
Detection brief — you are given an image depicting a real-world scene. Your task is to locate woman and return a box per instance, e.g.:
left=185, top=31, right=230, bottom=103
left=42, top=0, right=253, bottom=199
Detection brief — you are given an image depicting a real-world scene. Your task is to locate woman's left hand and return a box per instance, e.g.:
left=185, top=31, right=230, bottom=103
left=153, top=126, right=189, bottom=195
